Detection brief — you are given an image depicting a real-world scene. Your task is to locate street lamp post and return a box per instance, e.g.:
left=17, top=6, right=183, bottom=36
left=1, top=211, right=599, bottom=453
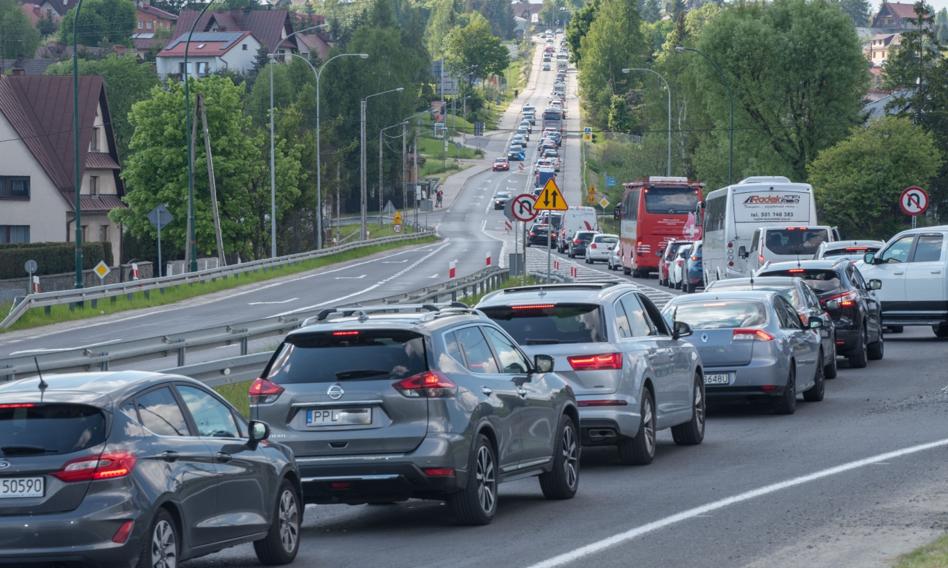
left=379, top=121, right=408, bottom=226
left=360, top=87, right=404, bottom=240
left=675, top=46, right=734, bottom=184
left=623, top=67, right=671, bottom=177
left=72, top=0, right=85, bottom=288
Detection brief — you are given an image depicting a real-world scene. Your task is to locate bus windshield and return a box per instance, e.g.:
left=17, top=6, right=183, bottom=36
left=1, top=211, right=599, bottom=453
left=543, top=109, right=562, bottom=120
left=646, top=187, right=698, bottom=214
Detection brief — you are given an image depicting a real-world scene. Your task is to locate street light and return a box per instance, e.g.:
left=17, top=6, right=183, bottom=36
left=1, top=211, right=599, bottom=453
left=379, top=120, right=409, bottom=226
left=674, top=46, right=734, bottom=184
left=360, top=87, right=404, bottom=240
left=623, top=67, right=672, bottom=177
left=72, top=0, right=86, bottom=288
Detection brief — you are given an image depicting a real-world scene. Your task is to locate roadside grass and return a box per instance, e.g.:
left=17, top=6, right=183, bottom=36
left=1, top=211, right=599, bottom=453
left=420, top=161, right=462, bottom=179
left=216, top=380, right=252, bottom=418
left=335, top=223, right=407, bottom=242
left=1, top=236, right=438, bottom=334
left=460, top=275, right=539, bottom=307
left=895, top=534, right=948, bottom=568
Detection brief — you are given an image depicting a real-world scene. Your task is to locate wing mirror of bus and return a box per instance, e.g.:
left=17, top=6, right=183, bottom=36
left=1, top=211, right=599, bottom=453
left=738, top=246, right=749, bottom=259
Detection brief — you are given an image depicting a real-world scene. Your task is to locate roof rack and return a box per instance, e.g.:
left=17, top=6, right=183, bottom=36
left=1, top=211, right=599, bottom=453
left=501, top=282, right=621, bottom=295
left=301, top=303, right=470, bottom=327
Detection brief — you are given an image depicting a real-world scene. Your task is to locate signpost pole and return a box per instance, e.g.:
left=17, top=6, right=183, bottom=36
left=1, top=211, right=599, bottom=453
left=547, top=225, right=552, bottom=281
left=157, top=220, right=163, bottom=278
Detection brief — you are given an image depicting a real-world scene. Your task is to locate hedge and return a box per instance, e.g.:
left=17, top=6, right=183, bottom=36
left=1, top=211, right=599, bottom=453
left=0, top=242, right=113, bottom=279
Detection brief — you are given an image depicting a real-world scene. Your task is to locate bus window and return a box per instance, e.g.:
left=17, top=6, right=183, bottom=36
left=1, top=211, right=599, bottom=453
left=623, top=190, right=639, bottom=221
left=646, top=187, right=698, bottom=214
left=704, top=194, right=725, bottom=232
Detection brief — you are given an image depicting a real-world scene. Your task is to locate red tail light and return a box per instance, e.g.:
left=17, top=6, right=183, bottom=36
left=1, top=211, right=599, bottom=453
left=512, top=304, right=555, bottom=310
left=732, top=329, right=774, bottom=342
left=568, top=353, right=623, bottom=370
left=845, top=247, right=868, bottom=252
left=530, top=232, right=536, bottom=237
left=332, top=330, right=360, bottom=336
left=249, top=377, right=284, bottom=404
left=577, top=399, right=629, bottom=407
left=758, top=255, right=765, bottom=265
left=590, top=243, right=597, bottom=249
left=691, top=255, right=698, bottom=261
left=53, top=452, right=136, bottom=483
left=394, top=371, right=456, bottom=398
left=788, top=268, right=805, bottom=273
left=573, top=239, right=581, bottom=244
left=423, top=467, right=456, bottom=477
left=0, top=403, right=36, bottom=409
left=822, top=290, right=858, bottom=308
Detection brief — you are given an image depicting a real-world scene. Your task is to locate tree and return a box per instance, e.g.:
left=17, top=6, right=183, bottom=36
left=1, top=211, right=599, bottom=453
left=936, top=8, right=948, bottom=43
left=564, top=0, right=599, bottom=64
left=38, top=11, right=58, bottom=37
left=443, top=12, right=510, bottom=87
left=59, top=0, right=135, bottom=46
left=0, top=0, right=41, bottom=57
left=46, top=55, right=158, bottom=160
left=425, top=0, right=459, bottom=57
left=465, top=0, right=514, bottom=39
left=150, top=0, right=189, bottom=14
left=808, top=117, right=942, bottom=238
left=835, top=0, right=870, bottom=27
left=639, top=0, right=661, bottom=23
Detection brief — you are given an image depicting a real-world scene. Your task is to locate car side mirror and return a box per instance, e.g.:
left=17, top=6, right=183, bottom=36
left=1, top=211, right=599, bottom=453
left=534, top=354, right=555, bottom=373
left=248, top=420, right=270, bottom=447
left=868, top=279, right=882, bottom=290
left=808, top=316, right=824, bottom=330
left=738, top=245, right=748, bottom=259
left=672, top=321, right=692, bottom=340
left=863, top=252, right=877, bottom=265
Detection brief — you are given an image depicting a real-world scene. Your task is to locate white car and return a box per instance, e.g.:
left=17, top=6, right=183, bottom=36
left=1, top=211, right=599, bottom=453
left=668, top=244, right=693, bottom=289
left=586, top=233, right=619, bottom=264
left=607, top=241, right=623, bottom=271
left=817, top=240, right=884, bottom=262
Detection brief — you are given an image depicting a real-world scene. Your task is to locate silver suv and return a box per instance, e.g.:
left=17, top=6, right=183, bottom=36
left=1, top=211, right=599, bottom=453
left=250, top=304, right=580, bottom=525
left=477, top=283, right=706, bottom=465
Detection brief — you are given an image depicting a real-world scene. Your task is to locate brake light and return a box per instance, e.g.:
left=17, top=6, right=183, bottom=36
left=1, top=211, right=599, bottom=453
left=788, top=268, right=805, bottom=273
left=332, top=330, right=360, bottom=336
left=822, top=290, right=858, bottom=308
left=394, top=371, right=456, bottom=398
left=530, top=232, right=536, bottom=237
left=53, top=452, right=136, bottom=483
left=0, top=403, right=36, bottom=409
left=249, top=377, right=284, bottom=404
left=758, top=255, right=765, bottom=265
left=845, top=247, right=868, bottom=252
left=577, top=399, right=629, bottom=407
left=512, top=304, right=555, bottom=311
left=590, top=243, right=597, bottom=249
left=785, top=226, right=807, bottom=230
left=732, top=329, right=774, bottom=342
left=568, top=353, right=623, bottom=370
left=573, top=239, right=581, bottom=244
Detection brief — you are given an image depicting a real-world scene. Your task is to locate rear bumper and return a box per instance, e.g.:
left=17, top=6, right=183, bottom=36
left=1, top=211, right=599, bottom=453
left=577, top=395, right=640, bottom=442
left=834, top=328, right=861, bottom=353
left=703, top=361, right=788, bottom=399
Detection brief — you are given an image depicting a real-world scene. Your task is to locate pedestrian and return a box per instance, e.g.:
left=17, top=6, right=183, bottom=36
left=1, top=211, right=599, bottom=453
left=436, top=189, right=444, bottom=208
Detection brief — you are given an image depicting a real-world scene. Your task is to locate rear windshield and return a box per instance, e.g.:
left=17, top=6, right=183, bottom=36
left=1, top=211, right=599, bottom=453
left=764, top=229, right=829, bottom=255
left=0, top=404, right=106, bottom=456
left=707, top=284, right=800, bottom=306
left=595, top=236, right=618, bottom=244
left=646, top=187, right=698, bottom=214
left=576, top=232, right=595, bottom=240
left=480, top=304, right=606, bottom=344
left=760, top=269, right=841, bottom=294
left=669, top=301, right=767, bottom=330
left=265, top=330, right=427, bottom=384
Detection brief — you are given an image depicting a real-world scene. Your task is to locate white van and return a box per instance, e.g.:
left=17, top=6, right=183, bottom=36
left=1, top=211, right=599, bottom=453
left=701, top=176, right=819, bottom=283
left=556, top=206, right=598, bottom=252
left=858, top=225, right=948, bottom=337
left=745, top=225, right=840, bottom=273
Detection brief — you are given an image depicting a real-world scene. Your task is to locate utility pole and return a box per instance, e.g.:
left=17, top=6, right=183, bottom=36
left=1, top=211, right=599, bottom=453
left=268, top=60, right=277, bottom=257
left=360, top=98, right=367, bottom=240
left=198, top=93, right=226, bottom=265
left=185, top=102, right=197, bottom=268
left=72, top=0, right=86, bottom=288
left=378, top=128, right=384, bottom=226
left=402, top=122, right=407, bottom=214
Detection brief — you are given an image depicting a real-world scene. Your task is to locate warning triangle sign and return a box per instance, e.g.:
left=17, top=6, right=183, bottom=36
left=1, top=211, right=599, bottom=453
left=535, top=179, right=569, bottom=211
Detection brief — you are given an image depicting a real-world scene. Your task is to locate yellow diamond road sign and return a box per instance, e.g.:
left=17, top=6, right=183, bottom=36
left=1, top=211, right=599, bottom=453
left=393, top=211, right=403, bottom=225
left=93, top=260, right=110, bottom=280
left=599, top=196, right=610, bottom=209
left=535, top=179, right=569, bottom=212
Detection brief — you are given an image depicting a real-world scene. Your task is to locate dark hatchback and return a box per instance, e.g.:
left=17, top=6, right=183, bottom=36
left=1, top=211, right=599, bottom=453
left=568, top=231, right=596, bottom=258
left=757, top=260, right=884, bottom=368
left=528, top=223, right=555, bottom=247
left=0, top=371, right=301, bottom=568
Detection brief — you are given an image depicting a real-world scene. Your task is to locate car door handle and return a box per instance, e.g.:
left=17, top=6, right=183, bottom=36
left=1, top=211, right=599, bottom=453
left=215, top=451, right=232, bottom=463
left=932, top=271, right=942, bottom=275
left=159, top=450, right=179, bottom=463
left=894, top=272, right=904, bottom=276
left=481, top=386, right=493, bottom=396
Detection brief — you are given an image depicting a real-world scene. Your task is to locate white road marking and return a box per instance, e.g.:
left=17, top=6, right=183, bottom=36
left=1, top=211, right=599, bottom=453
left=524, top=437, right=948, bottom=568
left=247, top=297, right=298, bottom=306
left=334, top=274, right=367, bottom=280
left=381, top=260, right=409, bottom=264
left=9, top=338, right=122, bottom=355
left=427, top=273, right=439, bottom=279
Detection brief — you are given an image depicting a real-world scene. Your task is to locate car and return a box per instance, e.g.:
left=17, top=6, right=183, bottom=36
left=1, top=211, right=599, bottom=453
left=507, top=149, right=525, bottom=161
left=756, top=260, right=884, bottom=368
left=542, top=63, right=551, bottom=71
left=663, top=291, right=827, bottom=415
left=607, top=241, right=623, bottom=271
left=741, top=225, right=839, bottom=274
left=568, top=230, right=597, bottom=258
left=0, top=371, right=301, bottom=568
left=477, top=282, right=706, bottom=465
left=528, top=223, right=555, bottom=247
left=492, top=157, right=509, bottom=172
left=705, top=276, right=839, bottom=379
left=511, top=134, right=526, bottom=146
left=250, top=304, right=579, bottom=526
left=683, top=241, right=704, bottom=293
left=816, top=240, right=884, bottom=262
left=658, top=241, right=690, bottom=287
left=493, top=191, right=512, bottom=209
left=519, top=119, right=533, bottom=132
left=668, top=244, right=693, bottom=289
left=586, top=233, right=619, bottom=264
left=516, top=126, right=530, bottom=140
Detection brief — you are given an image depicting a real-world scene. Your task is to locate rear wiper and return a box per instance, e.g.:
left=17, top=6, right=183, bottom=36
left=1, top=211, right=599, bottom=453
left=0, top=445, right=55, bottom=456
left=335, top=369, right=391, bottom=380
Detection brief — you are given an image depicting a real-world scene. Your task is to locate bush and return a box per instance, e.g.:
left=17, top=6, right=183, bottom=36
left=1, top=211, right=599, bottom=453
left=0, top=242, right=114, bottom=279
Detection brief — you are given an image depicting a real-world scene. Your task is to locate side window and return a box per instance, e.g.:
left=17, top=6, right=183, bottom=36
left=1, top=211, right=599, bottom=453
left=454, top=327, right=500, bottom=374
left=850, top=267, right=868, bottom=290
left=620, top=294, right=655, bottom=337
left=177, top=385, right=241, bottom=438
left=776, top=298, right=802, bottom=329
left=444, top=332, right=465, bottom=364
left=802, top=286, right=820, bottom=309
left=750, top=230, right=760, bottom=255
left=879, top=236, right=914, bottom=263
left=638, top=293, right=670, bottom=335
left=134, top=387, right=190, bottom=437
left=911, top=234, right=943, bottom=263
left=614, top=300, right=632, bottom=338
left=482, top=327, right=531, bottom=374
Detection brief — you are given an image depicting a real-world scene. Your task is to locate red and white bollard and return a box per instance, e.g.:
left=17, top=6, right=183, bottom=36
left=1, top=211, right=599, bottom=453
left=449, top=260, right=457, bottom=280
left=131, top=263, right=141, bottom=280
left=570, top=266, right=578, bottom=278
left=504, top=220, right=512, bottom=232
left=31, top=276, right=40, bottom=294
left=553, top=259, right=560, bottom=271
left=485, top=252, right=492, bottom=267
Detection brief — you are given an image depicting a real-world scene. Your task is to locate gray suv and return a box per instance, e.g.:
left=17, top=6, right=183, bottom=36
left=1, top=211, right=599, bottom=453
left=250, top=304, right=580, bottom=525
left=477, top=283, right=706, bottom=465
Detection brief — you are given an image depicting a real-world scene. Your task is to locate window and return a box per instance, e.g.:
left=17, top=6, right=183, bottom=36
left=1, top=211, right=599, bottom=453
left=879, top=235, right=913, bottom=263
left=620, top=294, right=655, bottom=337
left=242, top=43, right=248, bottom=50
left=668, top=301, right=768, bottom=330
left=0, top=404, right=106, bottom=456
left=645, top=186, right=698, bottom=214
left=0, top=176, right=30, bottom=199
left=197, top=62, right=209, bottom=76
left=482, top=327, right=530, bottom=374
left=134, top=387, right=189, bottom=436
left=750, top=229, right=760, bottom=256
left=146, top=20, right=152, bottom=30
left=99, top=224, right=110, bottom=243
left=614, top=300, right=632, bottom=338
left=445, top=332, right=465, bottom=365
left=775, top=297, right=803, bottom=330
left=138, top=20, right=143, bottom=29
left=89, top=126, right=100, bottom=152
left=454, top=327, right=499, bottom=374
left=480, top=303, right=606, bottom=344
left=763, top=228, right=829, bottom=256
left=704, top=193, right=726, bottom=232
left=0, top=225, right=29, bottom=244
left=81, top=225, right=88, bottom=241
left=622, top=189, right=639, bottom=221
left=911, top=234, right=943, bottom=263
left=177, top=385, right=241, bottom=438
left=638, top=293, right=670, bottom=335
left=89, top=175, right=98, bottom=196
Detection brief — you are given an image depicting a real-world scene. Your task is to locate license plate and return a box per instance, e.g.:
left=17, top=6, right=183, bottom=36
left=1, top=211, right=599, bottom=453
left=306, top=408, right=372, bottom=427
left=704, top=373, right=731, bottom=385
left=0, top=477, right=44, bottom=499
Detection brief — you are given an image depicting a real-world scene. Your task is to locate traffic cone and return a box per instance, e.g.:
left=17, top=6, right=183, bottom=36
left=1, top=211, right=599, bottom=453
left=449, top=260, right=457, bottom=279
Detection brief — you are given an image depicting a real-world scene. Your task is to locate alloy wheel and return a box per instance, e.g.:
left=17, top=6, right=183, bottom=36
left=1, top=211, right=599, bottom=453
left=278, top=489, right=300, bottom=554
left=151, top=519, right=176, bottom=568
left=475, top=446, right=496, bottom=514
left=643, top=396, right=656, bottom=457
left=562, top=424, right=579, bottom=489
left=694, top=382, right=705, bottom=435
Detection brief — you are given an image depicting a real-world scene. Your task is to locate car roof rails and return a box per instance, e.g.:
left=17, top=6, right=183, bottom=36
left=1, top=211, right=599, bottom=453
left=302, top=303, right=470, bottom=327
left=502, top=282, right=621, bottom=296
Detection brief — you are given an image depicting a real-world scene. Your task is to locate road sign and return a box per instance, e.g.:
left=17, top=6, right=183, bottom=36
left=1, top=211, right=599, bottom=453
left=583, top=126, right=592, bottom=142
left=511, top=194, right=538, bottom=222
left=899, top=186, right=929, bottom=216
left=93, top=260, right=110, bottom=281
left=393, top=211, right=403, bottom=225
left=599, top=196, right=610, bottom=209
left=23, top=259, right=37, bottom=275
left=605, top=175, right=617, bottom=188
left=586, top=185, right=596, bottom=204
left=393, top=224, right=402, bottom=233
left=147, top=204, right=173, bottom=230
left=384, top=200, right=397, bottom=215
left=535, top=179, right=568, bottom=212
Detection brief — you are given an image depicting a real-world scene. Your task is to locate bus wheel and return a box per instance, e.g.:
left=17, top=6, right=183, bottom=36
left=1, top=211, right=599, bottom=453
left=623, top=266, right=632, bottom=276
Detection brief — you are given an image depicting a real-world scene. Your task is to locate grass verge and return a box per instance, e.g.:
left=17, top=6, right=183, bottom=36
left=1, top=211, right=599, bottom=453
left=2, top=236, right=439, bottom=334
left=895, top=534, right=948, bottom=568
left=216, top=380, right=252, bottom=418
left=460, top=275, right=539, bottom=307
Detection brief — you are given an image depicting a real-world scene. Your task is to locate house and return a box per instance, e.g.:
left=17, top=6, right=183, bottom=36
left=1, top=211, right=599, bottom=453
left=156, top=32, right=262, bottom=79
left=864, top=33, right=902, bottom=67
left=36, top=0, right=71, bottom=20
left=171, top=9, right=302, bottom=60
left=0, top=75, right=126, bottom=264
left=135, top=2, right=176, bottom=33
left=511, top=0, right=544, bottom=23
left=0, top=58, right=55, bottom=75
left=871, top=2, right=925, bottom=32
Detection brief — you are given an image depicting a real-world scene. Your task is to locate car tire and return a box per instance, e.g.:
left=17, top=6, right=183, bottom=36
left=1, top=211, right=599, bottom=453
left=933, top=324, right=948, bottom=339
left=539, top=415, right=580, bottom=500
left=585, top=257, right=591, bottom=264
left=671, top=374, right=705, bottom=446
left=803, top=352, right=825, bottom=403
left=254, top=479, right=302, bottom=565
left=867, top=331, right=884, bottom=360
left=618, top=389, right=656, bottom=465
left=448, top=434, right=497, bottom=525
left=824, top=345, right=838, bottom=379
left=623, top=266, right=632, bottom=275
left=847, top=330, right=869, bottom=368
left=682, top=281, right=691, bottom=293
left=138, top=509, right=178, bottom=568
left=773, top=364, right=797, bottom=415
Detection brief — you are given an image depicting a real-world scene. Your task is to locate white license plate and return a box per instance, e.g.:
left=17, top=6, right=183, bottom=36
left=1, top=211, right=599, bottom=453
left=306, top=408, right=372, bottom=427
left=704, top=373, right=731, bottom=385
left=0, top=477, right=44, bottom=499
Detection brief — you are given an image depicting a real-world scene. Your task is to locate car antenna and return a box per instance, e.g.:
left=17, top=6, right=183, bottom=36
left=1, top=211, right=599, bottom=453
left=33, top=356, right=48, bottom=398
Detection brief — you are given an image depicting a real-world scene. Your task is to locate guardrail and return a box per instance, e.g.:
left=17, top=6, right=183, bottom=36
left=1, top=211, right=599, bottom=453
left=0, top=267, right=517, bottom=383
left=1, top=231, right=433, bottom=330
